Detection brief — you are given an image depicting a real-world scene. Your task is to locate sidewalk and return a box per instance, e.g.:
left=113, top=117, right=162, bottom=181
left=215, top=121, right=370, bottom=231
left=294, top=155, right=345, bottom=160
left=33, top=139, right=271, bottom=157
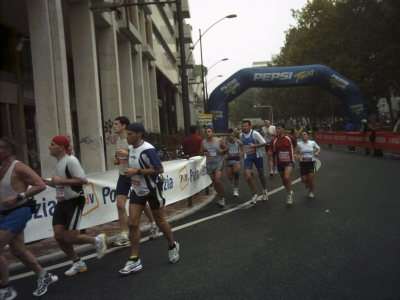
left=7, top=188, right=215, bottom=272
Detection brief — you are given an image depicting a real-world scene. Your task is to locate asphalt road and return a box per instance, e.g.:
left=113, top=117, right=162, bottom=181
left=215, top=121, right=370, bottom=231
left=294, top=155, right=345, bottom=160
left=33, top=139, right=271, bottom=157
left=9, top=148, right=400, bottom=300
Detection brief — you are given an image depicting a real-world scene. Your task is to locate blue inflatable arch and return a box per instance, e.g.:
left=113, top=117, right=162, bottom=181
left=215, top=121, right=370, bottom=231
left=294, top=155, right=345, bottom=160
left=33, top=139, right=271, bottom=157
left=208, top=64, right=367, bottom=132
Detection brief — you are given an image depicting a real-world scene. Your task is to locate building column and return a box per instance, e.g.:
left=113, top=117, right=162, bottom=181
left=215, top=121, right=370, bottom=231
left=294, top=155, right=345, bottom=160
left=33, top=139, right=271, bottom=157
left=26, top=0, right=72, bottom=177
left=132, top=51, right=146, bottom=127
left=97, top=20, right=121, bottom=170
left=142, top=58, right=152, bottom=129
left=149, top=62, right=160, bottom=131
left=118, top=41, right=136, bottom=122
left=68, top=1, right=105, bottom=174
left=157, top=75, right=167, bottom=133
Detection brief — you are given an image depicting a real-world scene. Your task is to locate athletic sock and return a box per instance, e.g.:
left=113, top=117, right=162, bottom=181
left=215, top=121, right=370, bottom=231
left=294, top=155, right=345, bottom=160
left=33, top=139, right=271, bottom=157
left=38, top=272, right=46, bottom=279
left=73, top=258, right=81, bottom=263
left=168, top=243, right=176, bottom=250
left=129, top=256, right=139, bottom=262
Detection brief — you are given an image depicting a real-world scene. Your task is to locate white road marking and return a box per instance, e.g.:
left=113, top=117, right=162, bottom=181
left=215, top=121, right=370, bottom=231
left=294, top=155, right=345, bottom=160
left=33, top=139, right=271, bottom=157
left=10, top=158, right=321, bottom=281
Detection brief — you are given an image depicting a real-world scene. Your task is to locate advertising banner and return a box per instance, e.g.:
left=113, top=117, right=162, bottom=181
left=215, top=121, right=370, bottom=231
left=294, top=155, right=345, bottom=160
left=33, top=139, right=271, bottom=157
left=314, top=132, right=400, bottom=151
left=24, top=157, right=210, bottom=243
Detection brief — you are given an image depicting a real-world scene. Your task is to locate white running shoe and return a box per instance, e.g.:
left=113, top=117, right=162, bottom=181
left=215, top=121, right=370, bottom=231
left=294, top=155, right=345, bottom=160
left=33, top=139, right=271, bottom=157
left=113, top=233, right=130, bottom=247
left=94, top=233, right=107, bottom=259
left=273, top=167, right=278, bottom=175
left=262, top=190, right=268, bottom=201
left=33, top=272, right=58, bottom=297
left=233, top=188, right=239, bottom=197
left=286, top=195, right=293, bottom=205
left=0, top=285, right=17, bottom=300
left=119, top=259, right=143, bottom=275
left=149, top=223, right=160, bottom=240
left=309, top=192, right=314, bottom=198
left=250, top=194, right=258, bottom=204
left=169, top=242, right=180, bottom=263
left=219, top=197, right=226, bottom=207
left=64, top=260, right=87, bottom=276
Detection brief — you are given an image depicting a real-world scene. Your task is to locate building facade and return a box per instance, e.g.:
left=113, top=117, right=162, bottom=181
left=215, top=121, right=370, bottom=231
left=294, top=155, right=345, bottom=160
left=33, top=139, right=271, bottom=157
left=0, top=0, right=196, bottom=176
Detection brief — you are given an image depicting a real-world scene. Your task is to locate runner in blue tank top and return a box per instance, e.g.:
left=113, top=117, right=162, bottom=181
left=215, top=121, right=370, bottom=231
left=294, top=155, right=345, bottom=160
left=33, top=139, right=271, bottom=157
left=240, top=120, right=269, bottom=204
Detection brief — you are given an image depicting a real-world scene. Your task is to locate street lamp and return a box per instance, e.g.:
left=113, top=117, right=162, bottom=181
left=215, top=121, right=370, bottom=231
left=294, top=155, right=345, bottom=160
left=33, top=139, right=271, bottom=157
left=90, top=0, right=191, bottom=136
left=205, top=75, right=223, bottom=101
left=204, top=58, right=228, bottom=106
left=253, top=104, right=274, bottom=123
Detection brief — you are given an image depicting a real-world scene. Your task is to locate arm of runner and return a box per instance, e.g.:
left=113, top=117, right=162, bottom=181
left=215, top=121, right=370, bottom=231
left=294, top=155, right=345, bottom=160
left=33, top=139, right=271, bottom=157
left=51, top=175, right=87, bottom=186
left=199, top=140, right=205, bottom=156
left=219, top=139, right=228, bottom=154
left=238, top=139, right=244, bottom=158
left=250, top=131, right=266, bottom=148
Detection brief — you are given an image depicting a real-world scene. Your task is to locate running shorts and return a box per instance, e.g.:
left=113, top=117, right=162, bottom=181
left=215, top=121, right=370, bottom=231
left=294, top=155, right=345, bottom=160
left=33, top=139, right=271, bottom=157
left=244, top=157, right=264, bottom=171
left=116, top=174, right=131, bottom=196
left=52, top=195, right=85, bottom=230
left=299, top=161, right=316, bottom=176
left=0, top=207, right=31, bottom=234
left=129, top=186, right=165, bottom=210
left=277, top=161, right=295, bottom=172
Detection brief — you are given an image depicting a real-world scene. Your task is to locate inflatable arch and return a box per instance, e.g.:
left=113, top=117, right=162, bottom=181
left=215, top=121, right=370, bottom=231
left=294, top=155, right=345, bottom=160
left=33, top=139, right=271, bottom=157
left=208, top=64, right=367, bottom=132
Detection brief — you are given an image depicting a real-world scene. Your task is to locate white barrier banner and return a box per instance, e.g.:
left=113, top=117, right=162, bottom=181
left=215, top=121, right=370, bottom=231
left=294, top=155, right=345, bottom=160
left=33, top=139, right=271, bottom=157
left=24, top=157, right=210, bottom=243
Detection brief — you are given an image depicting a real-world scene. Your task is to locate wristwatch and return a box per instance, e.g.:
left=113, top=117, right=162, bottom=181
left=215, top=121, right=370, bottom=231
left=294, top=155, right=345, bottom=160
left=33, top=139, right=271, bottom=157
left=17, top=194, right=24, bottom=201
left=137, top=169, right=142, bottom=175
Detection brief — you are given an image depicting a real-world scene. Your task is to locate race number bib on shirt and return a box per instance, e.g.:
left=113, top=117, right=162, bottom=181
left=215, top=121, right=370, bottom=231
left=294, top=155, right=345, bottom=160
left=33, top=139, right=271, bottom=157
left=244, top=145, right=255, bottom=155
left=55, top=184, right=66, bottom=201
left=301, top=152, right=313, bottom=162
left=131, top=175, right=140, bottom=186
left=229, top=148, right=239, bottom=156
left=278, top=151, right=290, bottom=162
left=208, top=149, right=217, bottom=158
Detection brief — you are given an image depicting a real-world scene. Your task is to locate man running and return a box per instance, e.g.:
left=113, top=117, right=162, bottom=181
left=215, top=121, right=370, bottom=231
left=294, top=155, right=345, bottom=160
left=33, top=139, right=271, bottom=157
left=42, top=136, right=107, bottom=276
left=199, top=127, right=228, bottom=207
left=224, top=128, right=243, bottom=197
left=269, top=122, right=298, bottom=205
left=112, top=116, right=159, bottom=246
left=119, top=123, right=179, bottom=275
left=291, top=120, right=307, bottom=143
left=295, top=131, right=321, bottom=198
left=0, top=137, right=58, bottom=298
left=240, top=120, right=268, bottom=204
left=261, top=118, right=277, bottom=177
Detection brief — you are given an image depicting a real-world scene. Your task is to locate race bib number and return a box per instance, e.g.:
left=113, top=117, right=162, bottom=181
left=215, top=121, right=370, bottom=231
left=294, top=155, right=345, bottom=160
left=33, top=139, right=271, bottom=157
left=116, top=149, right=128, bottom=163
left=301, top=152, right=313, bottom=162
left=208, top=149, right=217, bottom=158
left=244, top=145, right=255, bottom=155
left=56, top=184, right=66, bottom=201
left=278, top=151, right=290, bottom=162
left=131, top=175, right=140, bottom=186
left=228, top=148, right=239, bottom=156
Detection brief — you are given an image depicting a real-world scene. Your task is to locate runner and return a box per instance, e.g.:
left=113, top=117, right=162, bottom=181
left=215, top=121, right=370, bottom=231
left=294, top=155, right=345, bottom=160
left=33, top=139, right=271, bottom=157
left=261, top=118, right=277, bottom=177
left=42, top=136, right=107, bottom=276
left=240, top=120, right=268, bottom=204
left=112, top=116, right=159, bottom=247
left=119, top=123, right=179, bottom=275
left=199, top=127, right=228, bottom=207
left=268, top=122, right=298, bottom=205
left=0, top=137, right=58, bottom=298
left=224, top=128, right=243, bottom=197
left=295, top=131, right=321, bottom=198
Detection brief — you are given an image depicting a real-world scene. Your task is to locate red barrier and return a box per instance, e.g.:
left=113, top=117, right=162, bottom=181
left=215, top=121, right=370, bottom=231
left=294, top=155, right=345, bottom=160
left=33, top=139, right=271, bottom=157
left=314, top=132, right=400, bottom=151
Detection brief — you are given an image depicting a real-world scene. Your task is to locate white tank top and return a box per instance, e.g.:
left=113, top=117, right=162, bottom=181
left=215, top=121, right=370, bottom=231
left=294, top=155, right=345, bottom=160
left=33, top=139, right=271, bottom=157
left=0, top=160, right=26, bottom=211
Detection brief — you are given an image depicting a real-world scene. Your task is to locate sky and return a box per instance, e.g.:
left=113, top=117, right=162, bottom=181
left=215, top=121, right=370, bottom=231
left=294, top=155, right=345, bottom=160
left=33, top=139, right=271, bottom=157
left=187, top=0, right=310, bottom=95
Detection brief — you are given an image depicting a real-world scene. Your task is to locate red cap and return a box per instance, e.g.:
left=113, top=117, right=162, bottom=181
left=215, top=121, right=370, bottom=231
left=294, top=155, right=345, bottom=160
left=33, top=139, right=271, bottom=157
left=52, top=135, right=72, bottom=155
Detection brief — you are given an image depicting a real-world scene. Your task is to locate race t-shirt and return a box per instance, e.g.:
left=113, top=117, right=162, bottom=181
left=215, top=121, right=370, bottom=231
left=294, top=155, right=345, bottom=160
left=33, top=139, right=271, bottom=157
left=269, top=135, right=297, bottom=164
left=297, top=140, right=320, bottom=162
left=241, top=130, right=266, bottom=159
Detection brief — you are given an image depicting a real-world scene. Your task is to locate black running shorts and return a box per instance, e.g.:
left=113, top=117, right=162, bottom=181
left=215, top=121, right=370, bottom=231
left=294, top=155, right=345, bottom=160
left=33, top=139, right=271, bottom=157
left=52, top=195, right=85, bottom=230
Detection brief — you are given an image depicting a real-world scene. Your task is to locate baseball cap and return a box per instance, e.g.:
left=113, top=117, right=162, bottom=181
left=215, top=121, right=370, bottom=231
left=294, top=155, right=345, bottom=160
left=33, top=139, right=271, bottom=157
left=126, top=122, right=145, bottom=132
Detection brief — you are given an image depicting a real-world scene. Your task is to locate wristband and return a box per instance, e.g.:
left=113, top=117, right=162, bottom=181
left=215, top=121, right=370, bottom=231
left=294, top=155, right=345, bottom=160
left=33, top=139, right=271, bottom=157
left=17, top=193, right=26, bottom=200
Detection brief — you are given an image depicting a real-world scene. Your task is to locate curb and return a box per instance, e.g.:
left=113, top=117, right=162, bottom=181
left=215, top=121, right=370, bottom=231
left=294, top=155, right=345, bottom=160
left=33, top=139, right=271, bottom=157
left=9, top=191, right=216, bottom=272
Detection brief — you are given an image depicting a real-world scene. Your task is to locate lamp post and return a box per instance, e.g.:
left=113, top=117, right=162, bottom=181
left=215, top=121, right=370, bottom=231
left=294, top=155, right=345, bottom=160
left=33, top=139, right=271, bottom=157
left=204, top=58, right=228, bottom=107
left=253, top=104, right=274, bottom=123
left=206, top=75, right=223, bottom=100
left=90, top=0, right=191, bottom=136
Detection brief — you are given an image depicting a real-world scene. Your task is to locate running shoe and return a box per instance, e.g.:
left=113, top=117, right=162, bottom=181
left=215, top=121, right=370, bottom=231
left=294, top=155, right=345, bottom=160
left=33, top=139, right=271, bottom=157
left=286, top=195, right=293, bottom=205
left=64, top=260, right=87, bottom=276
left=94, top=233, right=107, bottom=259
left=119, top=259, right=143, bottom=275
left=250, top=193, right=258, bottom=204
left=262, top=190, right=268, bottom=201
left=149, top=223, right=160, bottom=240
left=273, top=167, right=278, bottom=175
left=233, top=188, right=239, bottom=197
left=269, top=172, right=274, bottom=178
left=169, top=242, right=180, bottom=263
left=33, top=272, right=58, bottom=297
left=113, top=233, right=130, bottom=247
left=305, top=183, right=309, bottom=189
left=0, top=285, right=17, bottom=300
left=219, top=197, right=226, bottom=207
left=309, top=192, right=314, bottom=198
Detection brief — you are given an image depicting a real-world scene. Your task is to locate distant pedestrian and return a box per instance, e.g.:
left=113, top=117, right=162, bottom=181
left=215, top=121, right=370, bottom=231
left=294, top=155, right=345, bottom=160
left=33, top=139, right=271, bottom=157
left=0, top=137, right=58, bottom=298
left=291, top=120, right=307, bottom=143
left=360, top=119, right=371, bottom=155
left=182, top=125, right=203, bottom=158
left=369, top=118, right=383, bottom=156
left=42, top=136, right=107, bottom=276
left=112, top=116, right=159, bottom=247
left=345, top=118, right=356, bottom=153
left=224, top=128, right=243, bottom=197
left=240, top=120, right=268, bottom=204
left=199, top=127, right=228, bottom=207
left=119, top=123, right=179, bottom=275
left=261, top=118, right=277, bottom=177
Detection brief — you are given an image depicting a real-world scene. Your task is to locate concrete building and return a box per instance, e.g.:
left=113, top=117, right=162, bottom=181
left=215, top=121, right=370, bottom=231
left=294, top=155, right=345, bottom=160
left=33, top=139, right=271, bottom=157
left=0, top=0, right=196, bottom=176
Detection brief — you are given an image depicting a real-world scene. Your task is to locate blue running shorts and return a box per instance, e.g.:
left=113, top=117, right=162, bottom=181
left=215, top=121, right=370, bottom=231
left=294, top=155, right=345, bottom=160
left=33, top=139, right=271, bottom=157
left=0, top=207, right=31, bottom=234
